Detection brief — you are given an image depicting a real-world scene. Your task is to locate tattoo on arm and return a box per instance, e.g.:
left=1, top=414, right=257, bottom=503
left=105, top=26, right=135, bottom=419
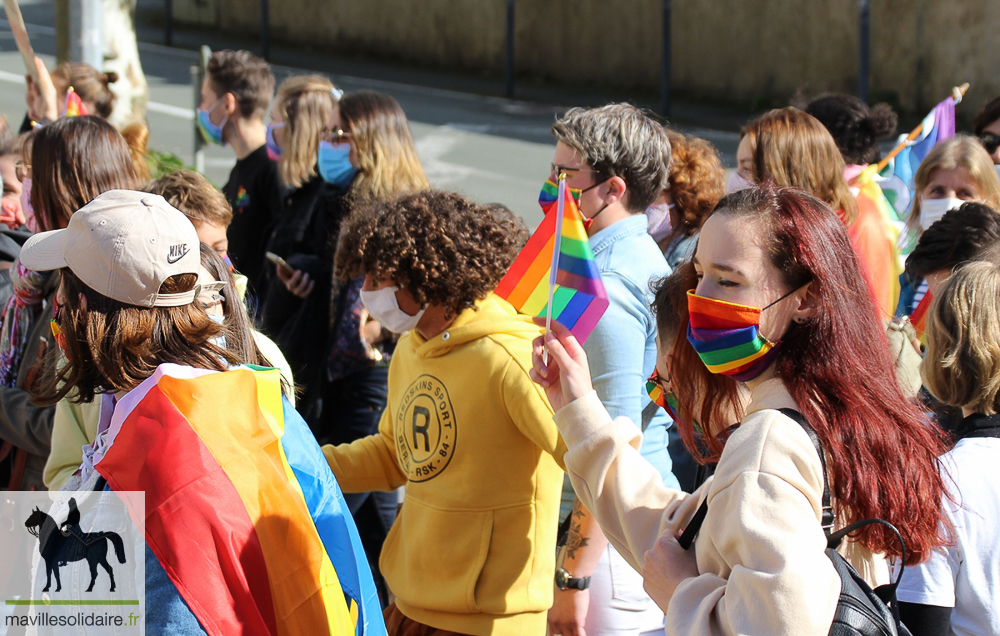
left=565, top=499, right=590, bottom=560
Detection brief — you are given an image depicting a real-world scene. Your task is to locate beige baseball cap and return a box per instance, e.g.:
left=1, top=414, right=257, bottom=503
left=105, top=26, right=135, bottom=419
left=20, top=189, right=201, bottom=307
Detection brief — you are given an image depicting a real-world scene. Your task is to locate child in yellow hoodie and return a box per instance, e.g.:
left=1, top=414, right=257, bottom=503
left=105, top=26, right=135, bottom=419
left=325, top=190, right=567, bottom=636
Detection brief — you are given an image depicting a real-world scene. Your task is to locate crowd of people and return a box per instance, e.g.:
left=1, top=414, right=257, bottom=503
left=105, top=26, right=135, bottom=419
left=0, top=47, right=998, bottom=636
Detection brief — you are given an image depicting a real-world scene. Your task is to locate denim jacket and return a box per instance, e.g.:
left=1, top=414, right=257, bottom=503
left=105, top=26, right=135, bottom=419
left=582, top=214, right=678, bottom=489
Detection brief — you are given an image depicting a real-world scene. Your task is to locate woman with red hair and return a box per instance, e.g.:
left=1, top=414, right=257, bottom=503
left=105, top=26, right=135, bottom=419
left=532, top=184, right=948, bottom=635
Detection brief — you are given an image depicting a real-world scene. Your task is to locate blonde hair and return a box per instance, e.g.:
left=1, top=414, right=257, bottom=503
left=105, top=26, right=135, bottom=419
left=907, top=134, right=1000, bottom=236
left=274, top=75, right=337, bottom=189
left=339, top=90, right=429, bottom=201
left=742, top=107, right=858, bottom=224
left=923, top=259, right=1000, bottom=415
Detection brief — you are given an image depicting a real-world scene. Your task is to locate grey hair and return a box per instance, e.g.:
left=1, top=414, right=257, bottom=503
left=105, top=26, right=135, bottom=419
left=551, top=103, right=672, bottom=212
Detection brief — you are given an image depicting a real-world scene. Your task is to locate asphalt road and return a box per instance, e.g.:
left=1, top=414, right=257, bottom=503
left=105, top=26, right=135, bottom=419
left=0, top=0, right=741, bottom=229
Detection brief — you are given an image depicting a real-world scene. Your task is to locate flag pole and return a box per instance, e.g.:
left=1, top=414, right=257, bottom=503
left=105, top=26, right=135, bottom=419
left=874, top=83, right=970, bottom=173
left=543, top=173, right=567, bottom=366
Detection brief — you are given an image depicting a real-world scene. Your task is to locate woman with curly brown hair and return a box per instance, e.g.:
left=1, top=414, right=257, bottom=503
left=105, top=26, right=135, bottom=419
left=647, top=131, right=727, bottom=268
left=325, top=189, right=569, bottom=636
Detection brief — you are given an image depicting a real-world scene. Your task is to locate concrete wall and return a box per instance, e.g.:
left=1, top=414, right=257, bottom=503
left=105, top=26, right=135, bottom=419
left=173, top=0, right=1000, bottom=120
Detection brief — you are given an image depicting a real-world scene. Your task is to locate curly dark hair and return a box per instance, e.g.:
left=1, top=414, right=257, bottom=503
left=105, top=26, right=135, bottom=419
left=905, top=202, right=1000, bottom=279
left=335, top=190, right=529, bottom=318
left=805, top=94, right=897, bottom=166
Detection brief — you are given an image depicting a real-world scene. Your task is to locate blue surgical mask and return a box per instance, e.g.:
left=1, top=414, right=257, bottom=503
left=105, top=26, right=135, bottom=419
left=197, top=97, right=229, bottom=146
left=266, top=122, right=284, bottom=160
left=318, top=141, right=357, bottom=187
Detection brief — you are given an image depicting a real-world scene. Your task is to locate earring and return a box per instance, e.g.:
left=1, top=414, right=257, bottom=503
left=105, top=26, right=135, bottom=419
left=795, top=317, right=806, bottom=324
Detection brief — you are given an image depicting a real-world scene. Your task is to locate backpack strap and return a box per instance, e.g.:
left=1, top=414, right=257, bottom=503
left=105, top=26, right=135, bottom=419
left=777, top=408, right=835, bottom=534
left=678, top=407, right=834, bottom=550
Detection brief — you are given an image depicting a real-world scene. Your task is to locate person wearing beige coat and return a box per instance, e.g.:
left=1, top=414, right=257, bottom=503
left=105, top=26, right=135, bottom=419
left=530, top=185, right=949, bottom=635
left=552, top=380, right=888, bottom=635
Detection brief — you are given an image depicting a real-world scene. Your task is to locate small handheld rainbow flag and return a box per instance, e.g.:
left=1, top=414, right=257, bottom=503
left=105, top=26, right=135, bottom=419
left=94, top=364, right=385, bottom=636
left=495, top=175, right=608, bottom=344
left=63, top=86, right=86, bottom=117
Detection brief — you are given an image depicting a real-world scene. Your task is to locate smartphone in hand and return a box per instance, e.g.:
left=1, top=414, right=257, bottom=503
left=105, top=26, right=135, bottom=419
left=265, top=251, right=294, bottom=274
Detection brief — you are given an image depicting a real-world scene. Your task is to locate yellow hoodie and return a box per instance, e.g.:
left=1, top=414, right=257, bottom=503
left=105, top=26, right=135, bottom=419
left=324, top=293, right=566, bottom=635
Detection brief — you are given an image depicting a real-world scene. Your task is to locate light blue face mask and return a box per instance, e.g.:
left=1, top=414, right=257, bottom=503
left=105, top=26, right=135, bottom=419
left=318, top=140, right=357, bottom=187
left=207, top=313, right=228, bottom=351
left=197, top=97, right=229, bottom=146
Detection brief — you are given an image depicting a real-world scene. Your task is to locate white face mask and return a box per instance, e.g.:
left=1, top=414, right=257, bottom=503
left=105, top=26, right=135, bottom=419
left=919, top=197, right=965, bottom=230
left=645, top=202, right=673, bottom=242
left=360, top=285, right=425, bottom=334
left=726, top=171, right=753, bottom=195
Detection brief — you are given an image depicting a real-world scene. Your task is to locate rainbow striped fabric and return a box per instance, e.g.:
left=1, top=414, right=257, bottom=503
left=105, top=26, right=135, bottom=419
left=63, top=86, right=86, bottom=118
left=495, top=179, right=608, bottom=343
left=686, top=291, right=778, bottom=382
left=94, top=364, right=384, bottom=636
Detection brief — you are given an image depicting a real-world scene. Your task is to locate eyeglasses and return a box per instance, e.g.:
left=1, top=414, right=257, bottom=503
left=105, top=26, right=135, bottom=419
left=980, top=132, right=1000, bottom=155
left=15, top=161, right=31, bottom=183
left=550, top=163, right=597, bottom=178
left=327, top=128, right=353, bottom=145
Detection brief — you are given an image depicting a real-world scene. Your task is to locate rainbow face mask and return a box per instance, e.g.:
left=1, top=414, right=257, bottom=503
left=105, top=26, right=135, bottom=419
left=686, top=290, right=792, bottom=382
left=646, top=368, right=701, bottom=434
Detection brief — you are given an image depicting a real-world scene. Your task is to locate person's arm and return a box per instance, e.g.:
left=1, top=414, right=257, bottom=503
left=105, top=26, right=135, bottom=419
left=547, top=498, right=609, bottom=636
left=898, top=602, right=951, bottom=636
left=0, top=385, right=54, bottom=456
left=323, top=402, right=407, bottom=493
left=501, top=355, right=567, bottom=467
left=532, top=322, right=693, bottom=572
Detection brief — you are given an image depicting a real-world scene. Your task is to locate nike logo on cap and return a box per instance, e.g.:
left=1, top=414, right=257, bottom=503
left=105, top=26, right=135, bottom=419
left=167, top=244, right=191, bottom=264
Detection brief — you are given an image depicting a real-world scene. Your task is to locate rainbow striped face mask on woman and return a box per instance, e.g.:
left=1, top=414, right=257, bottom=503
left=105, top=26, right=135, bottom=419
left=685, top=288, right=797, bottom=382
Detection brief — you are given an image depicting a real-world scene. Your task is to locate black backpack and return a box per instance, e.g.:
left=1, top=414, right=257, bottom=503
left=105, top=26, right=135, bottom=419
left=678, top=408, right=912, bottom=636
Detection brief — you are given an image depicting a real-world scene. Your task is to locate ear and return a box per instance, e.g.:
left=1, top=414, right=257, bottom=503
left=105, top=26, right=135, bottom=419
left=604, top=175, right=628, bottom=207
left=77, top=292, right=88, bottom=311
left=223, top=92, right=238, bottom=118
left=791, top=281, right=817, bottom=322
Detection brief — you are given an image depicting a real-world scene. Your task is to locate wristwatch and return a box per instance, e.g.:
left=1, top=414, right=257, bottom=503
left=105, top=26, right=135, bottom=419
left=555, top=568, right=591, bottom=591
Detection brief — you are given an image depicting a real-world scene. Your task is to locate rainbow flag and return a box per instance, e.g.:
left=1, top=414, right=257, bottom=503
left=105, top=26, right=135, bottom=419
left=63, top=86, right=86, bottom=118
left=880, top=96, right=956, bottom=221
left=495, top=178, right=608, bottom=343
left=94, top=364, right=385, bottom=636
left=909, top=289, right=933, bottom=339
left=851, top=163, right=904, bottom=316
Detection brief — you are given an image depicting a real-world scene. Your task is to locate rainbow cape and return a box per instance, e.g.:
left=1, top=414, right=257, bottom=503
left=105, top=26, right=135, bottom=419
left=94, top=364, right=385, bottom=636
left=63, top=86, right=86, bottom=118
left=495, top=178, right=609, bottom=343
left=851, top=163, right=904, bottom=316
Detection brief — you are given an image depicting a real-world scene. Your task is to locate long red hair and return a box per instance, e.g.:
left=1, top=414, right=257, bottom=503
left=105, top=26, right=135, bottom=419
left=685, top=185, right=948, bottom=565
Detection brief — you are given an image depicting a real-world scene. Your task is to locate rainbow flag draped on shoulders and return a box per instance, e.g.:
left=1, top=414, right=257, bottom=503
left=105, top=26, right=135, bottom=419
left=495, top=177, right=609, bottom=343
left=94, top=363, right=385, bottom=636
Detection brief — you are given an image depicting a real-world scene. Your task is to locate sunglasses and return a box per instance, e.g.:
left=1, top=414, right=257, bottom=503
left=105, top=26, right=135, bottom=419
left=980, top=132, right=1000, bottom=155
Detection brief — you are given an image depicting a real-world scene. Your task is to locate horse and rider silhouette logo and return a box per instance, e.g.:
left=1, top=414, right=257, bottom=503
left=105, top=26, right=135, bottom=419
left=23, top=497, right=126, bottom=593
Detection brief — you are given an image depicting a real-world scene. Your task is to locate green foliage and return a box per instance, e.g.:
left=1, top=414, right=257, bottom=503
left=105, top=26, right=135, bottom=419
left=146, top=149, right=194, bottom=180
